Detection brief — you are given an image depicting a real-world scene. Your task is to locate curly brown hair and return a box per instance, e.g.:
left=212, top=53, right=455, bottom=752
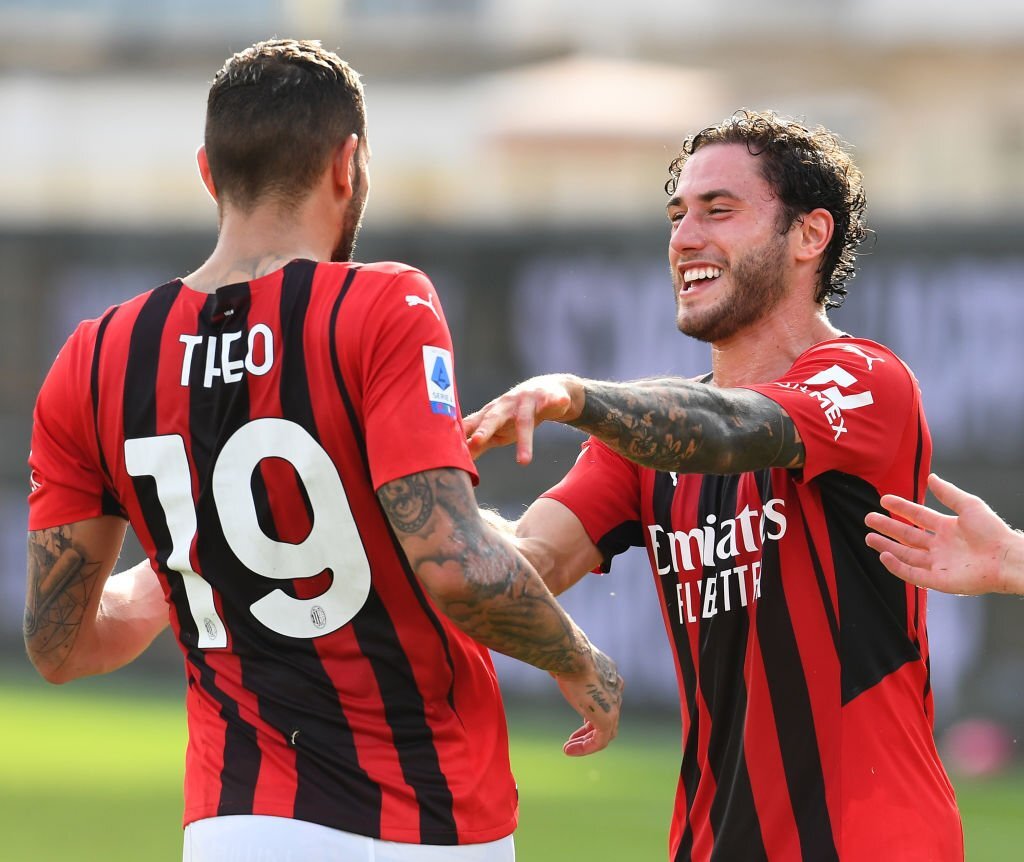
left=206, top=39, right=366, bottom=212
left=665, top=109, right=867, bottom=309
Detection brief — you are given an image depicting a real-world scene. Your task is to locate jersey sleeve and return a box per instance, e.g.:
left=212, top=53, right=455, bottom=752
left=741, top=339, right=921, bottom=486
left=541, top=437, right=645, bottom=572
left=359, top=269, right=479, bottom=490
left=28, top=321, right=119, bottom=529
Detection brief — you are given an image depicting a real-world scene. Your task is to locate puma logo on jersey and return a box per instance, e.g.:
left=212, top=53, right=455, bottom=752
left=405, top=292, right=440, bottom=321
left=838, top=343, right=885, bottom=371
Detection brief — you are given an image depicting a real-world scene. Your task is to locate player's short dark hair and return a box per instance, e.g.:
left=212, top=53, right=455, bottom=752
left=665, top=109, right=867, bottom=309
left=205, top=39, right=366, bottom=212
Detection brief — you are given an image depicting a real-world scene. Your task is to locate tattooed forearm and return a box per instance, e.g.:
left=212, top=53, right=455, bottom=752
left=25, top=527, right=103, bottom=670
left=569, top=379, right=804, bottom=474
left=377, top=469, right=590, bottom=675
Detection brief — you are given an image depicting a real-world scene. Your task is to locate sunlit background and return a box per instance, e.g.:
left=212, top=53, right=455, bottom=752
left=2, top=0, right=1024, bottom=857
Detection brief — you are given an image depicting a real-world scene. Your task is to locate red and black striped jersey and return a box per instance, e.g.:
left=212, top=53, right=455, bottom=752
left=543, top=338, right=964, bottom=861
left=28, top=259, right=517, bottom=845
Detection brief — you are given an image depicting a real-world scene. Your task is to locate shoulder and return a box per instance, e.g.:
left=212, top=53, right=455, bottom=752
left=319, top=260, right=429, bottom=286
left=788, top=337, right=917, bottom=384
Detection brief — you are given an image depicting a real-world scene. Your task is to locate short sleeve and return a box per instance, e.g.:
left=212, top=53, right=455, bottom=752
left=541, top=437, right=645, bottom=571
left=359, top=269, right=479, bottom=490
left=741, top=339, right=920, bottom=485
left=28, top=323, right=115, bottom=529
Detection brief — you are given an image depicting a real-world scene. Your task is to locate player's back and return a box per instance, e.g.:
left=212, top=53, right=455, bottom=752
left=57, top=258, right=516, bottom=845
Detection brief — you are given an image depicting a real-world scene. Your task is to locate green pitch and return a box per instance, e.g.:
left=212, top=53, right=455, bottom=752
left=1, top=675, right=1021, bottom=861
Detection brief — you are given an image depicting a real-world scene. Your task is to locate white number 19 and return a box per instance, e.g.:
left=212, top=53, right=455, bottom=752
left=125, top=418, right=371, bottom=647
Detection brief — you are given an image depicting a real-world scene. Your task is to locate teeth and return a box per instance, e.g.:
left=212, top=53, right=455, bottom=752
left=683, top=266, right=722, bottom=284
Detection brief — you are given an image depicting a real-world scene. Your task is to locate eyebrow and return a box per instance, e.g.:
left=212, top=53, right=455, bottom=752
left=666, top=188, right=740, bottom=210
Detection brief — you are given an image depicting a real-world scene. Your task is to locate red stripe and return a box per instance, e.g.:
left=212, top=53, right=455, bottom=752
left=741, top=474, right=807, bottom=860
left=676, top=479, right=715, bottom=862
left=300, top=268, right=431, bottom=838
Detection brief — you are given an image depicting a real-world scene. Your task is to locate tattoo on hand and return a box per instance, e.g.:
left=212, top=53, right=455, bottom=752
left=25, top=526, right=102, bottom=668
left=570, top=379, right=804, bottom=474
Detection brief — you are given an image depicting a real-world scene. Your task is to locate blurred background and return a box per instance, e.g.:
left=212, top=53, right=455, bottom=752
left=2, top=0, right=1024, bottom=857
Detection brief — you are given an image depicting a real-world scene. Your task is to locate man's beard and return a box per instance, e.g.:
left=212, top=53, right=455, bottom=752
left=331, top=166, right=368, bottom=263
left=675, top=232, right=790, bottom=343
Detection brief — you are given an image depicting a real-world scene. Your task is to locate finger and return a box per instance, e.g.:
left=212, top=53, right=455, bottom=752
left=462, top=408, right=484, bottom=438
left=864, top=511, right=933, bottom=549
left=876, top=550, right=936, bottom=589
left=563, top=721, right=611, bottom=757
left=865, top=531, right=934, bottom=569
left=466, top=407, right=513, bottom=455
left=514, top=399, right=538, bottom=465
left=467, top=428, right=500, bottom=460
left=877, top=494, right=947, bottom=533
left=927, top=473, right=975, bottom=515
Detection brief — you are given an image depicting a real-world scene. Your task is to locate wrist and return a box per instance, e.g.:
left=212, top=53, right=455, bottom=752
left=562, top=375, right=587, bottom=424
left=1000, top=529, right=1024, bottom=594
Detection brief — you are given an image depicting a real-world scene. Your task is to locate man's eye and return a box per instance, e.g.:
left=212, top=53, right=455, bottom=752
left=708, top=207, right=730, bottom=216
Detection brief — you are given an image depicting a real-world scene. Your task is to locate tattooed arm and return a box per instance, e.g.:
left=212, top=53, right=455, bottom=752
left=25, top=516, right=168, bottom=684
left=465, top=373, right=804, bottom=474
left=378, top=468, right=623, bottom=756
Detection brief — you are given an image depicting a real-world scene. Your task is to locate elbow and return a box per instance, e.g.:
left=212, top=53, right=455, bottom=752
left=28, top=655, right=78, bottom=685
left=24, top=640, right=89, bottom=685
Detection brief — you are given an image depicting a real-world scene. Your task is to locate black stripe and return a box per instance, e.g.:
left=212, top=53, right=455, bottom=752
left=696, top=474, right=767, bottom=862
left=911, top=415, right=930, bottom=704
left=89, top=306, right=126, bottom=517
left=754, top=472, right=838, bottom=861
left=800, top=518, right=840, bottom=654
left=324, top=264, right=460, bottom=842
left=596, top=519, right=644, bottom=572
left=649, top=472, right=700, bottom=862
left=817, top=471, right=921, bottom=704
left=183, top=286, right=264, bottom=817
left=911, top=417, right=925, bottom=644
left=119, top=283, right=263, bottom=815
left=199, top=260, right=382, bottom=833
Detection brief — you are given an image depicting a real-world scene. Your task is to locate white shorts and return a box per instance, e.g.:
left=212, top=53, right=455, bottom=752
left=183, top=815, right=515, bottom=862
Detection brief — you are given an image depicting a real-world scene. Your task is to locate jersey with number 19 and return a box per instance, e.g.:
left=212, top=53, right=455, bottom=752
left=28, top=259, right=517, bottom=846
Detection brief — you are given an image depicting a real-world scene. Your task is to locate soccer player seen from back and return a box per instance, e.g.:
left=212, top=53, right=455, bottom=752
left=23, top=39, right=622, bottom=862
left=465, top=110, right=964, bottom=861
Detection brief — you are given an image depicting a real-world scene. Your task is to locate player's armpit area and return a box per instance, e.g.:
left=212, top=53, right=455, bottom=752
left=24, top=516, right=125, bottom=682
left=376, top=468, right=590, bottom=675
left=571, top=380, right=805, bottom=474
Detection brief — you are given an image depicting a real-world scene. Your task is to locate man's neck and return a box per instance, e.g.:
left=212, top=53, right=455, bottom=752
left=184, top=203, right=333, bottom=294
left=709, top=303, right=842, bottom=388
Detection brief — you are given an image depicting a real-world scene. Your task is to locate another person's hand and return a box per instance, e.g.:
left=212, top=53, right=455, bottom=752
left=865, top=473, right=1024, bottom=595
left=552, top=645, right=623, bottom=756
left=464, top=374, right=584, bottom=464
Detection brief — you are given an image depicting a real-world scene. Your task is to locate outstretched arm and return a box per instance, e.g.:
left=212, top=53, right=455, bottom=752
left=378, top=468, right=622, bottom=755
left=865, top=473, right=1024, bottom=596
left=465, top=373, right=803, bottom=474
left=25, top=516, right=168, bottom=683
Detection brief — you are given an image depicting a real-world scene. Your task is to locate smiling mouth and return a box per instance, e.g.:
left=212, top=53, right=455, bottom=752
left=681, top=266, right=723, bottom=292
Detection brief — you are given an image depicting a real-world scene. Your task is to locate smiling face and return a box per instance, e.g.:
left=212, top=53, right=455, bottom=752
left=667, top=143, right=795, bottom=343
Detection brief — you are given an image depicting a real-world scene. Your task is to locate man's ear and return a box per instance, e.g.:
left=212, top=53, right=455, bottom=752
left=196, top=146, right=218, bottom=203
left=331, top=134, right=360, bottom=200
left=794, top=208, right=834, bottom=262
